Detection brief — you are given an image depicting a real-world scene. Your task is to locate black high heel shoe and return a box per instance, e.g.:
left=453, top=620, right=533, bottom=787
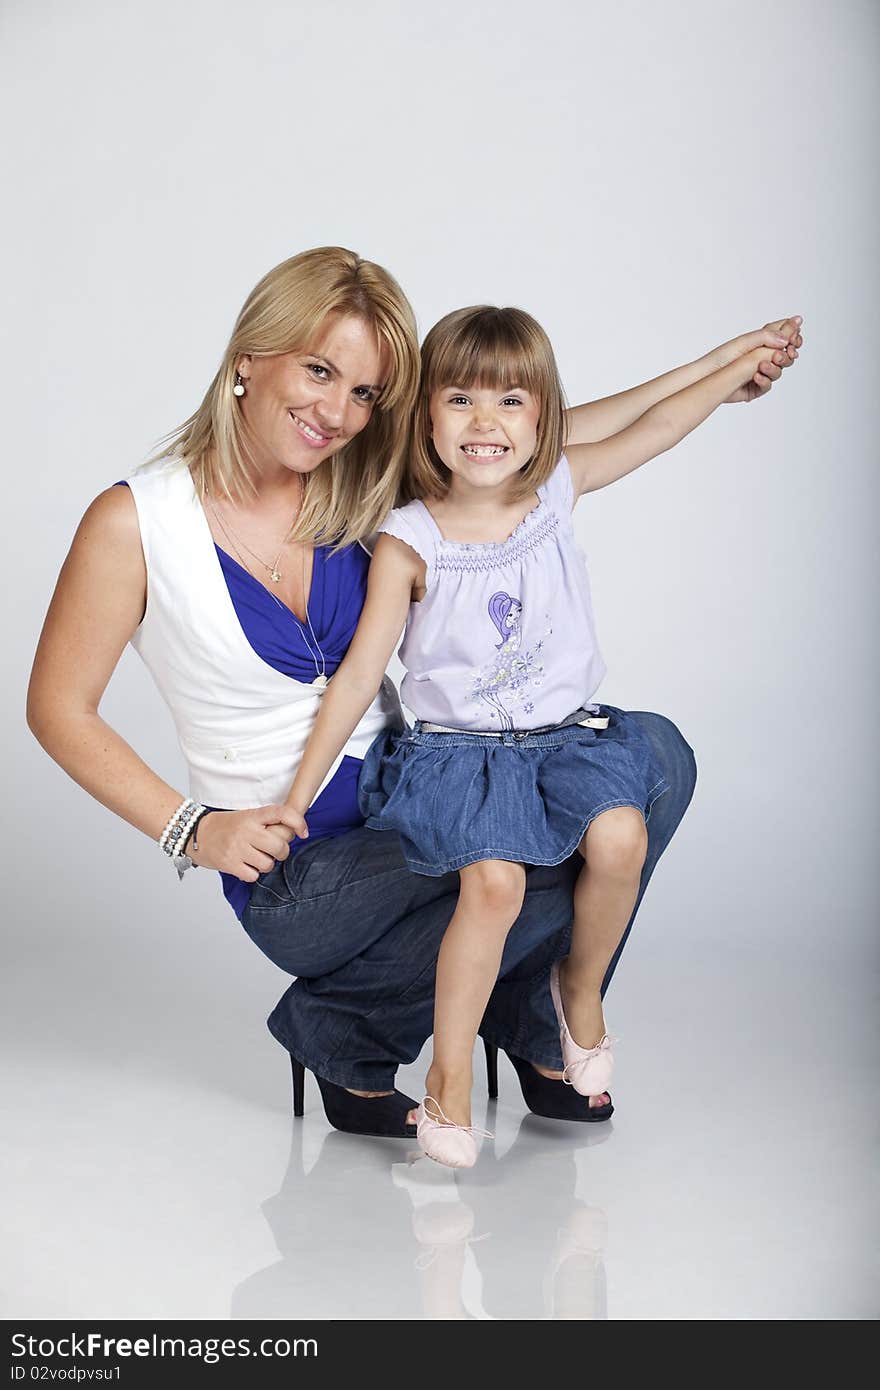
left=482, top=1040, right=614, bottom=1123
left=289, top=1056, right=418, bottom=1138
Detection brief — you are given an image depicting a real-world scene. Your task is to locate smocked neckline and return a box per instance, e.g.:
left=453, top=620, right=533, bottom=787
left=416, top=493, right=546, bottom=552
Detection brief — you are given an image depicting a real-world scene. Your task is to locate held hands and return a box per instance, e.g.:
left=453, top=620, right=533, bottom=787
left=711, top=316, right=804, bottom=403
left=279, top=803, right=310, bottom=843
left=185, top=804, right=304, bottom=882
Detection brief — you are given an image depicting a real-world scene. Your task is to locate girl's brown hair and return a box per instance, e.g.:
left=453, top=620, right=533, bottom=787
left=153, top=246, right=421, bottom=546
left=407, top=305, right=567, bottom=503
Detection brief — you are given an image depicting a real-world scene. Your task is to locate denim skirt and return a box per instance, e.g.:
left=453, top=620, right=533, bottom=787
left=357, top=704, right=670, bottom=877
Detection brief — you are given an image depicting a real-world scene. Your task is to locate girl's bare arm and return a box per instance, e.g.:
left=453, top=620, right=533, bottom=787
left=283, top=534, right=421, bottom=828
left=565, top=346, right=775, bottom=499
left=564, top=317, right=802, bottom=446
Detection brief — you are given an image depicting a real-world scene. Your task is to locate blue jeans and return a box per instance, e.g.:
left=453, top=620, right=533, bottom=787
left=241, top=711, right=697, bottom=1089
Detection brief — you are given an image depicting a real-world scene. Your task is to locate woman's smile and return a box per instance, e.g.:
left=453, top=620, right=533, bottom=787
left=288, top=410, right=336, bottom=448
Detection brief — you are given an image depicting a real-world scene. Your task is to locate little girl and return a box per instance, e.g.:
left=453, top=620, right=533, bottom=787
left=284, top=304, right=790, bottom=1167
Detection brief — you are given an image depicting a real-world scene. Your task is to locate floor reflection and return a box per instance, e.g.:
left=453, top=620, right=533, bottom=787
left=232, top=1111, right=610, bottom=1320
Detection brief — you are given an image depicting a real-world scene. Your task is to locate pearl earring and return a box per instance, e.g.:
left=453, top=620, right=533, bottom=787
left=233, top=371, right=246, bottom=398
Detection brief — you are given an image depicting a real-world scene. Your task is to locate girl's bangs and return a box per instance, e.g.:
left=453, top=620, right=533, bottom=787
left=428, top=319, right=544, bottom=398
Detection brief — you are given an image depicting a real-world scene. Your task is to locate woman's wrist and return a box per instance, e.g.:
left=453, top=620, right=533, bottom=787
left=182, top=808, right=225, bottom=868
left=158, top=797, right=209, bottom=878
left=181, top=807, right=214, bottom=855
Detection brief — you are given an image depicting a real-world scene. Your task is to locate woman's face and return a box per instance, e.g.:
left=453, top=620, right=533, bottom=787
left=236, top=313, right=388, bottom=479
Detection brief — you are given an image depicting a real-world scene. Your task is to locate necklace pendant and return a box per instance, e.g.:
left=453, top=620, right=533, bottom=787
left=270, top=569, right=282, bottom=583
left=312, top=674, right=329, bottom=688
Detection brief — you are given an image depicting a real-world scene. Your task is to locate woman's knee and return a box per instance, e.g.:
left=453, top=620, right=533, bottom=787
left=460, top=859, right=527, bottom=918
left=627, top=710, right=698, bottom=803
left=581, top=808, right=648, bottom=877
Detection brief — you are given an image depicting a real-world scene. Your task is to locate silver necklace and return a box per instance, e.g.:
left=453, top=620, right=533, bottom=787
left=209, top=500, right=329, bottom=688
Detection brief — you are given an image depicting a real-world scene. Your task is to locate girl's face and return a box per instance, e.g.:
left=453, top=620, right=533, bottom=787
left=236, top=313, right=388, bottom=480
left=429, top=383, right=540, bottom=492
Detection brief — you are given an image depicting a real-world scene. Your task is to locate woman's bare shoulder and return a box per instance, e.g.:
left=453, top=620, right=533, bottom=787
left=62, top=483, right=146, bottom=604
left=76, top=482, right=140, bottom=541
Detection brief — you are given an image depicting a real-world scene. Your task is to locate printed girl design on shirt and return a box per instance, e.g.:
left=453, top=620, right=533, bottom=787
left=468, top=591, right=553, bottom=729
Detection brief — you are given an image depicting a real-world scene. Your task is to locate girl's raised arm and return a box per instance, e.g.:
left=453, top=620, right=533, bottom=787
left=565, top=317, right=802, bottom=447
left=283, top=534, right=421, bottom=831
left=566, top=344, right=783, bottom=500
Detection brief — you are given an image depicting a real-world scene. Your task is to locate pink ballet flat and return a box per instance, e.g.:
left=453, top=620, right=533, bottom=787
left=415, top=1097, right=493, bottom=1169
left=549, top=962, right=614, bottom=1098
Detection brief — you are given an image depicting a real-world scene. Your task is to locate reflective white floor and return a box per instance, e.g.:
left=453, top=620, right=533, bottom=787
left=3, top=926, right=878, bottom=1320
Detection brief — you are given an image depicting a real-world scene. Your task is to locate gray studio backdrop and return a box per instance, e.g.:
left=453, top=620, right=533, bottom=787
left=3, top=2, right=876, bottom=1085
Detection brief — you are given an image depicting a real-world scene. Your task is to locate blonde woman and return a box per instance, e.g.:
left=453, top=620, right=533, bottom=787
left=27, top=247, right=801, bottom=1138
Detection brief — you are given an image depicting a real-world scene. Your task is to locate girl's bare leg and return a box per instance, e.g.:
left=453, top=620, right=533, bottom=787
left=557, top=807, right=649, bottom=1102
left=426, top=860, right=527, bottom=1128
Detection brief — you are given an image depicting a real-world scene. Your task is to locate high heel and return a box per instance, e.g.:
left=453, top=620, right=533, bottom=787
left=291, top=1055, right=305, bottom=1117
left=483, top=1037, right=499, bottom=1099
left=288, top=1055, right=418, bottom=1138
left=415, top=1097, right=493, bottom=1169
left=549, top=962, right=614, bottom=1098
left=503, top=1050, right=613, bottom=1122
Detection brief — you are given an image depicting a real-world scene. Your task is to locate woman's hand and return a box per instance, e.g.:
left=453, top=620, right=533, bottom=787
left=186, top=805, right=302, bottom=881
left=710, top=316, right=803, bottom=403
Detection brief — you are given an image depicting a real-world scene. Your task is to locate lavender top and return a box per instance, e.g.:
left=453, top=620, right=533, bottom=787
left=379, top=456, right=607, bottom=732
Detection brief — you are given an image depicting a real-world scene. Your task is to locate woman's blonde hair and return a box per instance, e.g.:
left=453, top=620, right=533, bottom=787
left=407, top=305, right=567, bottom=504
left=156, top=247, right=420, bottom=546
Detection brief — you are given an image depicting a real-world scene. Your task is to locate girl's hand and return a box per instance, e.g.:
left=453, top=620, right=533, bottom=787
left=185, top=805, right=301, bottom=882
left=711, top=317, right=803, bottom=403
left=279, top=804, right=310, bottom=843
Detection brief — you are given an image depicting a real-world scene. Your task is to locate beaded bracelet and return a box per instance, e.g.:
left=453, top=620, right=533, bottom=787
left=170, top=804, right=202, bottom=855
left=159, top=798, right=195, bottom=854
left=159, top=798, right=207, bottom=879
left=183, top=807, right=213, bottom=854
left=170, top=806, right=206, bottom=878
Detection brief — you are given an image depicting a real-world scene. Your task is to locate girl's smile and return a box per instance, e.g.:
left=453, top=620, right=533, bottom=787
left=430, top=384, right=540, bottom=493
left=460, top=443, right=509, bottom=457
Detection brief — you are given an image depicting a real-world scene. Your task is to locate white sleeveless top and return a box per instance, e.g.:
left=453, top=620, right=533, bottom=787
left=127, top=458, right=401, bottom=808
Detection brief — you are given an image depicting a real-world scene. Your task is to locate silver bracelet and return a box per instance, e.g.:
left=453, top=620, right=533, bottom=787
left=159, top=798, right=196, bottom=853
left=169, top=803, right=202, bottom=857
left=159, top=798, right=205, bottom=880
